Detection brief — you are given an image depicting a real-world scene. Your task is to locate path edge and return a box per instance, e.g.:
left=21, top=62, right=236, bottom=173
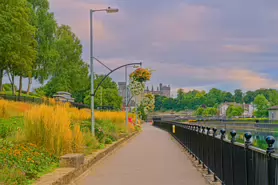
left=168, top=132, right=221, bottom=185
left=35, top=131, right=140, bottom=185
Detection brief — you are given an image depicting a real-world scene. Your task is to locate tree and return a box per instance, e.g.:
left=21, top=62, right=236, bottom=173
left=42, top=25, right=88, bottom=96
left=26, top=0, right=58, bottom=94
left=195, top=107, right=204, bottom=116
left=202, top=107, right=217, bottom=117
left=226, top=105, right=244, bottom=118
left=234, top=89, right=243, bottom=103
left=84, top=75, right=122, bottom=110
left=253, top=94, right=269, bottom=118
left=0, top=0, right=37, bottom=94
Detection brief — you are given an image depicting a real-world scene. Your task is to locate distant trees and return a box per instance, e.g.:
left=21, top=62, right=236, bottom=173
left=155, top=88, right=278, bottom=118
left=253, top=94, right=269, bottom=118
left=226, top=105, right=244, bottom=118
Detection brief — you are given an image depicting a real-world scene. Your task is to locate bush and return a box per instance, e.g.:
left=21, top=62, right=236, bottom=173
left=0, top=139, right=58, bottom=184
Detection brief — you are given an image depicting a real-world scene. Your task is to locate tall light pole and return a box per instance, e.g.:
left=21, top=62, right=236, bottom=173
left=90, top=7, right=119, bottom=135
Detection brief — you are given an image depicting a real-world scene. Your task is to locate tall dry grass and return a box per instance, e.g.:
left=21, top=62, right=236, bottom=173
left=24, top=105, right=84, bottom=156
left=0, top=99, right=32, bottom=118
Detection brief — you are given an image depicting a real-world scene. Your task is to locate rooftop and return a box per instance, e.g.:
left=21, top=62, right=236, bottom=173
left=268, top=106, right=278, bottom=110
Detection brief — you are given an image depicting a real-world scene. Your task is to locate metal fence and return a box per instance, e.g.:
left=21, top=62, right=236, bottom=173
left=0, top=94, right=90, bottom=109
left=153, top=119, right=278, bottom=185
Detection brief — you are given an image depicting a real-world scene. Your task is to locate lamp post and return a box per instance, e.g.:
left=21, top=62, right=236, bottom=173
left=90, top=7, right=119, bottom=135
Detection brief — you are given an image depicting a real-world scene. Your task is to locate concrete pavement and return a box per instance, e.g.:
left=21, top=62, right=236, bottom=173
left=73, top=123, right=207, bottom=185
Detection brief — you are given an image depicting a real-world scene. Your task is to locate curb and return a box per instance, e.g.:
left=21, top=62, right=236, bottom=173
left=35, top=132, right=140, bottom=185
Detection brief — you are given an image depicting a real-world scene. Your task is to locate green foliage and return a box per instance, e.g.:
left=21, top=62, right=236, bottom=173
left=155, top=88, right=278, bottom=113
left=0, top=139, right=58, bottom=184
left=195, top=107, right=204, bottom=116
left=226, top=105, right=244, bottom=118
left=254, top=94, right=269, bottom=118
left=84, top=75, right=122, bottom=109
left=0, top=117, right=24, bottom=138
left=2, top=84, right=17, bottom=91
left=81, top=120, right=119, bottom=145
left=202, top=107, right=218, bottom=117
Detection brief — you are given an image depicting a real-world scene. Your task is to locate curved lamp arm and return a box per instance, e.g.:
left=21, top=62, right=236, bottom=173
left=92, top=62, right=142, bottom=96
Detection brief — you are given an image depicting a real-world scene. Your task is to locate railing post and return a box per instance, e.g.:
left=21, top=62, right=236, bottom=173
left=202, top=126, right=206, bottom=169
left=220, top=129, right=226, bottom=185
left=198, top=126, right=202, bottom=164
left=230, top=130, right=236, bottom=185
left=244, top=132, right=252, bottom=185
left=212, top=128, right=218, bottom=182
left=207, top=127, right=211, bottom=174
left=266, top=136, right=275, bottom=185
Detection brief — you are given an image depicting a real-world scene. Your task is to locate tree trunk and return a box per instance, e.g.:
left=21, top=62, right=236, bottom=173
left=11, top=74, right=15, bottom=95
left=19, top=76, right=23, bottom=99
left=0, top=69, right=3, bottom=92
left=27, top=77, right=32, bottom=95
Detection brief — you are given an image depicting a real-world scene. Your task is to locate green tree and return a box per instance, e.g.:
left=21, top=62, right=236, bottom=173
left=254, top=94, right=269, bottom=118
left=202, top=107, right=217, bottom=117
left=0, top=0, right=37, bottom=95
left=234, top=89, right=243, bottom=103
left=226, top=105, right=244, bottom=118
left=42, top=25, right=88, bottom=96
left=26, top=0, right=58, bottom=94
left=84, top=75, right=122, bottom=110
left=195, top=107, right=204, bottom=116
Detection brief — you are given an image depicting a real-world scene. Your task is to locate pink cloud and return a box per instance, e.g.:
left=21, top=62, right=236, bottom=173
left=223, top=44, right=265, bottom=53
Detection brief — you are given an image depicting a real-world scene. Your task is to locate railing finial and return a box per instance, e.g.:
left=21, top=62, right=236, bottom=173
left=220, top=129, right=226, bottom=140
left=230, top=130, right=236, bottom=143
left=244, top=132, right=252, bottom=147
left=266, top=136, right=275, bottom=155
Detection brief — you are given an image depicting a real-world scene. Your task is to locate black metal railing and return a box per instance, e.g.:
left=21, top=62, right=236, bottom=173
left=153, top=120, right=278, bottom=185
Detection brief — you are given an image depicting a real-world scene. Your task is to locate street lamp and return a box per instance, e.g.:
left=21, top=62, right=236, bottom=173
left=90, top=7, right=119, bottom=135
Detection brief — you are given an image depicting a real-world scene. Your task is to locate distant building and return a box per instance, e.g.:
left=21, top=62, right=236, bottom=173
left=145, top=83, right=171, bottom=98
left=268, top=106, right=278, bottom=120
left=219, top=102, right=254, bottom=117
left=53, top=91, right=75, bottom=102
left=118, top=82, right=136, bottom=110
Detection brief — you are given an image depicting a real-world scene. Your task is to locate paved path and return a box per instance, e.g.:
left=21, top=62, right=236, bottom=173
left=74, top=123, right=207, bottom=185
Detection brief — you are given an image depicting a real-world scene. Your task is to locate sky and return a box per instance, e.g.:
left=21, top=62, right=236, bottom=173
left=4, top=0, right=278, bottom=95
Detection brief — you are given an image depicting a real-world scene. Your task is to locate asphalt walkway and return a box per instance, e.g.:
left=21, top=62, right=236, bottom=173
left=74, top=123, right=207, bottom=185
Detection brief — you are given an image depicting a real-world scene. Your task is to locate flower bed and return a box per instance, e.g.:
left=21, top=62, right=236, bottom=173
left=0, top=140, right=58, bottom=184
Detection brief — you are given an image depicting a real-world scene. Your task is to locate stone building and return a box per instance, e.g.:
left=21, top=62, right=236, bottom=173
left=118, top=82, right=135, bottom=109
left=145, top=83, right=171, bottom=98
left=268, top=106, right=278, bottom=120
left=219, top=102, right=254, bottom=117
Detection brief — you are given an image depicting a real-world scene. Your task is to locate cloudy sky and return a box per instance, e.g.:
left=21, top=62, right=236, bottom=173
left=5, top=0, right=278, bottom=95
